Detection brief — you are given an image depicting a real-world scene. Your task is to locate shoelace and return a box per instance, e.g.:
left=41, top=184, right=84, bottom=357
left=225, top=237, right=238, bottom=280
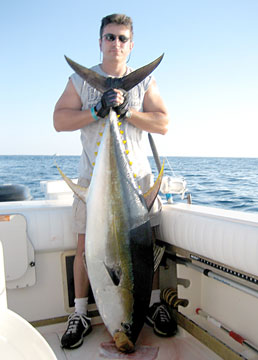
left=66, top=313, right=90, bottom=334
left=153, top=305, right=171, bottom=323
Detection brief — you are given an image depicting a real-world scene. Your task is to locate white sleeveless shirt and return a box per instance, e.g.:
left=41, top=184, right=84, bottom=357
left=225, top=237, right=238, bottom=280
left=70, top=64, right=154, bottom=192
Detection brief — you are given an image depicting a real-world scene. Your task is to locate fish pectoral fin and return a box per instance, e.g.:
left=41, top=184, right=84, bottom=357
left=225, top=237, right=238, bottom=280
left=143, top=161, right=165, bottom=211
left=104, top=263, right=122, bottom=286
left=55, top=161, right=88, bottom=203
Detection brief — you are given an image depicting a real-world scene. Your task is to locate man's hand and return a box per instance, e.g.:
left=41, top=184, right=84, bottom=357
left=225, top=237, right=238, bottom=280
left=94, top=89, right=119, bottom=118
left=114, top=89, right=129, bottom=118
left=95, top=89, right=129, bottom=119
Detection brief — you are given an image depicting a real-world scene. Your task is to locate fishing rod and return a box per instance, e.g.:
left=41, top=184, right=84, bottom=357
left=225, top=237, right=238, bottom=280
left=148, top=133, right=173, bottom=203
left=172, top=255, right=258, bottom=300
left=148, top=133, right=191, bottom=203
left=148, top=133, right=171, bottom=203
left=148, top=133, right=162, bottom=173
left=196, top=308, right=258, bottom=354
left=148, top=133, right=191, bottom=204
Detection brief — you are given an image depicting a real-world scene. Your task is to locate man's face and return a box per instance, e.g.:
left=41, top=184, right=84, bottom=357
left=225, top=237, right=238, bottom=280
left=99, top=24, right=134, bottom=62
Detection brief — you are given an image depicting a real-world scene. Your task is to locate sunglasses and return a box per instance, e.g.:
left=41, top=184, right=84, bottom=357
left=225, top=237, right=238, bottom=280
left=102, top=33, right=130, bottom=43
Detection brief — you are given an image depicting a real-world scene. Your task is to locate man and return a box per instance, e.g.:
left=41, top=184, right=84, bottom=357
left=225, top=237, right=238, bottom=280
left=54, top=13, right=176, bottom=349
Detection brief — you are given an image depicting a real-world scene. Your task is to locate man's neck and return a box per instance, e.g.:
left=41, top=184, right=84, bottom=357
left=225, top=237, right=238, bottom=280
left=100, top=60, right=127, bottom=77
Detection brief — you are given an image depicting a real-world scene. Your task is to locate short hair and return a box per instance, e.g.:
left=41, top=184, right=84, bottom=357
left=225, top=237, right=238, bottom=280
left=100, top=14, right=133, bottom=39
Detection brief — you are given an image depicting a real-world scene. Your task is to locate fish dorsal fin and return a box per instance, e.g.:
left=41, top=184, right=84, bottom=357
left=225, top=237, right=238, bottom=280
left=65, top=54, right=164, bottom=93
left=55, top=162, right=88, bottom=203
left=143, top=161, right=164, bottom=211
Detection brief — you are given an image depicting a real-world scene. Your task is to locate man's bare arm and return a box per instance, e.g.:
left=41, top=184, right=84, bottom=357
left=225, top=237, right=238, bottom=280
left=127, top=79, right=169, bottom=135
left=53, top=79, right=95, bottom=132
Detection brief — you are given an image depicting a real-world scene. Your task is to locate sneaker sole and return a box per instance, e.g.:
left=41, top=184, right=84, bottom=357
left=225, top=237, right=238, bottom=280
left=153, top=325, right=177, bottom=338
left=145, top=316, right=155, bottom=327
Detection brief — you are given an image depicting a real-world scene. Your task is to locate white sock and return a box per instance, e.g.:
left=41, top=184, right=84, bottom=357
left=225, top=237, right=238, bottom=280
left=150, top=289, right=161, bottom=306
left=74, top=297, right=88, bottom=315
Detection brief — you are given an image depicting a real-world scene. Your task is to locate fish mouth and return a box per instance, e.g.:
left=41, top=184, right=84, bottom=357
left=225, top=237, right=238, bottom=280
left=113, top=331, right=135, bottom=353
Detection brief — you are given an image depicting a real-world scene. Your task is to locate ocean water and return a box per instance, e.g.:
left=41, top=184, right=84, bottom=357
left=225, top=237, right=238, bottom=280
left=1, top=155, right=258, bottom=214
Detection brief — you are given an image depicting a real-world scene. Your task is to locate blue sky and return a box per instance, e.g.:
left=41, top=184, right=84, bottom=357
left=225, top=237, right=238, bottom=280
left=1, top=0, right=258, bottom=157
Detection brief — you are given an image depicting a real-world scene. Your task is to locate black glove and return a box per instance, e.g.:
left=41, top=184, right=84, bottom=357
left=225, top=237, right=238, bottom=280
left=94, top=89, right=118, bottom=118
left=114, top=89, right=129, bottom=118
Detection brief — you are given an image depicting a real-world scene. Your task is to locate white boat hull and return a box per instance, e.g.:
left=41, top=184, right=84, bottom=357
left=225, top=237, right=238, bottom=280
left=0, top=185, right=258, bottom=359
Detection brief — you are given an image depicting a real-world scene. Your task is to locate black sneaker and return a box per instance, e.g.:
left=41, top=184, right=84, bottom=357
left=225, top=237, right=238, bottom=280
left=146, top=303, right=177, bottom=337
left=61, top=313, right=92, bottom=349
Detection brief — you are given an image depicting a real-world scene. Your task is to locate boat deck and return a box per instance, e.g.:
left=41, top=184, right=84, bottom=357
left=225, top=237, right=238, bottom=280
left=37, top=322, right=222, bottom=360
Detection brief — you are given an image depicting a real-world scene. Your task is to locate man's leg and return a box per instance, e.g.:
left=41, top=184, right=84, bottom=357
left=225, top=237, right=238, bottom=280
left=74, top=234, right=90, bottom=299
left=61, top=234, right=92, bottom=349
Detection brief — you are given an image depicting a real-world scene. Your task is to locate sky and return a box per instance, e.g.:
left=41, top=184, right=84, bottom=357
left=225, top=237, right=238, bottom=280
left=1, top=0, right=258, bottom=157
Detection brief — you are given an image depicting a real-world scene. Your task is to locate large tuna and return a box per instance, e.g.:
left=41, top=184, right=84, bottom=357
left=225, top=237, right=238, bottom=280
left=58, top=56, right=164, bottom=352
